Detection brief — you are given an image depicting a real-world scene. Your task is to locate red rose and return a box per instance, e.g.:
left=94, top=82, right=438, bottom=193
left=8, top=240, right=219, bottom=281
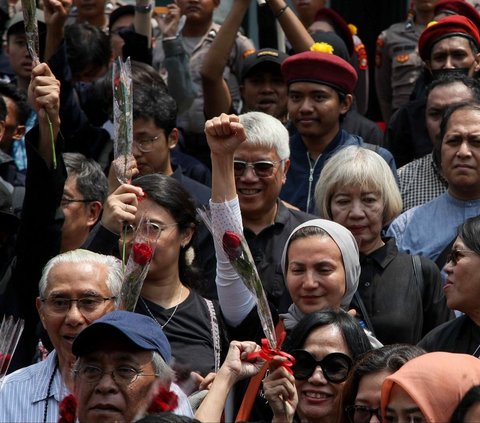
left=58, top=394, right=77, bottom=423
left=133, top=242, right=153, bottom=265
left=0, top=353, right=11, bottom=374
left=222, top=231, right=242, bottom=260
left=147, top=387, right=179, bottom=413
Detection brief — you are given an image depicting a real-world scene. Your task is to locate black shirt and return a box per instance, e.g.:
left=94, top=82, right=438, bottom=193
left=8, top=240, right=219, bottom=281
left=418, top=314, right=480, bottom=356
left=135, top=290, right=226, bottom=377
left=351, top=238, right=452, bottom=344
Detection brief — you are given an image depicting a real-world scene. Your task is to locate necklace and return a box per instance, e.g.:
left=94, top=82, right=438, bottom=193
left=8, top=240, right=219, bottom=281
left=43, top=358, right=59, bottom=423
left=141, top=285, right=184, bottom=329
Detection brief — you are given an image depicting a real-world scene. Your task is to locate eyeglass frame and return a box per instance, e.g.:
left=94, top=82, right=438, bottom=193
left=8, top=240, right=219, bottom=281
left=133, top=133, right=164, bottom=153
left=291, top=349, right=353, bottom=383
left=74, top=363, right=159, bottom=385
left=446, top=248, right=478, bottom=265
left=40, top=296, right=117, bottom=316
left=345, top=404, right=382, bottom=423
left=233, top=159, right=283, bottom=178
left=122, top=222, right=178, bottom=239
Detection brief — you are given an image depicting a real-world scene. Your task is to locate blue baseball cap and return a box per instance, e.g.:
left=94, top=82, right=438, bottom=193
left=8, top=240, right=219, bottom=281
left=72, top=311, right=171, bottom=363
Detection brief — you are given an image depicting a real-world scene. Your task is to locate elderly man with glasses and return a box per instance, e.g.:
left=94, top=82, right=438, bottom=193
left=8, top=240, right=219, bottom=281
left=0, top=249, right=122, bottom=422
left=72, top=310, right=175, bottom=423
left=0, top=249, right=193, bottom=422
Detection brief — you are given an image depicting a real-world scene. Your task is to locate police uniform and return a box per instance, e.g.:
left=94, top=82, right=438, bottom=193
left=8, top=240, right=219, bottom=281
left=375, top=19, right=425, bottom=123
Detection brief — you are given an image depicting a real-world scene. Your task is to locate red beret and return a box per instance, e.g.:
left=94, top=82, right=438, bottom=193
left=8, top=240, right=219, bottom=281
left=434, top=0, right=480, bottom=31
left=418, top=15, right=480, bottom=61
left=313, top=8, right=354, bottom=56
left=281, top=51, right=358, bottom=94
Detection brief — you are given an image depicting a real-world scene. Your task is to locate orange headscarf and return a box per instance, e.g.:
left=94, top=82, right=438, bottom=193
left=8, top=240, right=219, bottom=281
left=381, top=352, right=480, bottom=422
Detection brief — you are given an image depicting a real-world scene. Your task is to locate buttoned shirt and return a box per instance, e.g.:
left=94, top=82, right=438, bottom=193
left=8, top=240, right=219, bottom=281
left=387, top=191, right=480, bottom=262
left=0, top=351, right=194, bottom=422
left=0, top=351, right=63, bottom=422
left=398, top=153, right=448, bottom=212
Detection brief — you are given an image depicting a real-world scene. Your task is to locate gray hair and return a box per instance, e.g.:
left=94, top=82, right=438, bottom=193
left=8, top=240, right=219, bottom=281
left=39, top=249, right=123, bottom=306
left=239, top=111, right=290, bottom=160
left=63, top=152, right=108, bottom=203
left=315, top=146, right=402, bottom=226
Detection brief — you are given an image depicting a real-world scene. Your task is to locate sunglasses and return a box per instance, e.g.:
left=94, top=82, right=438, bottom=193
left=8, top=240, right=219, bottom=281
left=446, top=248, right=477, bottom=265
left=345, top=405, right=382, bottom=423
left=233, top=160, right=281, bottom=178
left=291, top=350, right=352, bottom=383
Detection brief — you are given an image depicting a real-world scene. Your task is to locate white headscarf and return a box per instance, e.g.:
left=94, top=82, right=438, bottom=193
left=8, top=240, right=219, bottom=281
left=280, top=219, right=360, bottom=330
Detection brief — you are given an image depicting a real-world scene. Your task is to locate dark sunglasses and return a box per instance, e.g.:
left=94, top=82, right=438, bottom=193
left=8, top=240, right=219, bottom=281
left=291, top=350, right=353, bottom=383
left=233, top=160, right=280, bottom=178
left=446, top=248, right=477, bottom=265
left=345, top=405, right=382, bottom=423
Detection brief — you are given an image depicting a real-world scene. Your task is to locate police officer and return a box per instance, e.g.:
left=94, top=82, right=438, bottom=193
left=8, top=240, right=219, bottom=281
left=375, top=0, right=438, bottom=123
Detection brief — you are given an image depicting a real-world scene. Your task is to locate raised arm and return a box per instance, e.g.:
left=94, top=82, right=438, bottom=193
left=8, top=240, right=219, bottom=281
left=265, top=0, right=314, bottom=53
left=201, top=0, right=252, bottom=120
left=205, top=114, right=256, bottom=326
left=195, top=340, right=264, bottom=422
left=43, top=0, right=71, bottom=62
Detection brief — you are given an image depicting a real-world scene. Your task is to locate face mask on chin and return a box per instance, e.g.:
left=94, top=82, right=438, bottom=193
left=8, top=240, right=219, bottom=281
left=430, top=68, right=470, bottom=80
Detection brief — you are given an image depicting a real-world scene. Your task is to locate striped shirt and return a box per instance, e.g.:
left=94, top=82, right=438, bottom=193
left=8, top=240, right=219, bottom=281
left=0, top=351, right=63, bottom=422
left=0, top=351, right=194, bottom=422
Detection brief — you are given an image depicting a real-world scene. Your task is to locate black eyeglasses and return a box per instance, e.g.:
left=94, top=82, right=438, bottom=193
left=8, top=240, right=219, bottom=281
left=40, top=296, right=117, bottom=316
left=345, top=405, right=382, bottom=423
left=61, top=197, right=96, bottom=207
left=233, top=160, right=281, bottom=178
left=74, top=364, right=158, bottom=385
left=446, top=248, right=477, bottom=265
left=291, top=350, right=352, bottom=383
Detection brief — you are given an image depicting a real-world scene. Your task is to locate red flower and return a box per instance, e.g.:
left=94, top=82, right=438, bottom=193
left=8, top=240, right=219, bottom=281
left=147, top=387, right=179, bottom=414
left=58, top=394, right=77, bottom=423
left=222, top=231, right=242, bottom=260
left=133, top=242, right=153, bottom=265
left=0, top=353, right=11, bottom=373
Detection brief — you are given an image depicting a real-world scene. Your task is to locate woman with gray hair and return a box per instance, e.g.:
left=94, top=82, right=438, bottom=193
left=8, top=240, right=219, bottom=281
left=315, top=146, right=451, bottom=344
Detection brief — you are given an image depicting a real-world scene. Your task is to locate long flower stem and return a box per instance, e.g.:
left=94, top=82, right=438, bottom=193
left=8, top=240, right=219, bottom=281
left=45, top=110, right=56, bottom=169
left=122, top=225, right=127, bottom=272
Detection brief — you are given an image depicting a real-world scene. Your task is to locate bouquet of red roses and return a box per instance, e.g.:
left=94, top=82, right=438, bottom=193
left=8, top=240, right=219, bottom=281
left=119, top=214, right=160, bottom=311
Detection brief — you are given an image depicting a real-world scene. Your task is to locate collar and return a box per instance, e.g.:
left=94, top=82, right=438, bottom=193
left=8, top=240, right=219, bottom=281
left=360, top=237, right=398, bottom=269
left=32, top=351, right=66, bottom=404
left=445, top=191, right=480, bottom=206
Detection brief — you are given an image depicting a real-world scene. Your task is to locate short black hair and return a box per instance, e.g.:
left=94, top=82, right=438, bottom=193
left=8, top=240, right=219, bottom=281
left=450, top=385, right=480, bottom=423
left=283, top=309, right=372, bottom=360
left=0, top=82, right=30, bottom=125
left=133, top=88, right=177, bottom=136
left=64, top=23, right=111, bottom=78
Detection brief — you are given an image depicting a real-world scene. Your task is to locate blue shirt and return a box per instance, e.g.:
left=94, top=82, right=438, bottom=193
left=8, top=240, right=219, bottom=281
left=387, top=191, right=480, bottom=261
left=0, top=351, right=63, bottom=422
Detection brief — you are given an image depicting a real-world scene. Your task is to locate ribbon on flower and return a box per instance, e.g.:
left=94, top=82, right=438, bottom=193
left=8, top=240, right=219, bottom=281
left=246, top=338, right=296, bottom=374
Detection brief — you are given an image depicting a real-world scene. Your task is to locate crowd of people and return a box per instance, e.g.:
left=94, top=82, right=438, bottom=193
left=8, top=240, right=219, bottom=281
left=0, top=0, right=480, bottom=421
